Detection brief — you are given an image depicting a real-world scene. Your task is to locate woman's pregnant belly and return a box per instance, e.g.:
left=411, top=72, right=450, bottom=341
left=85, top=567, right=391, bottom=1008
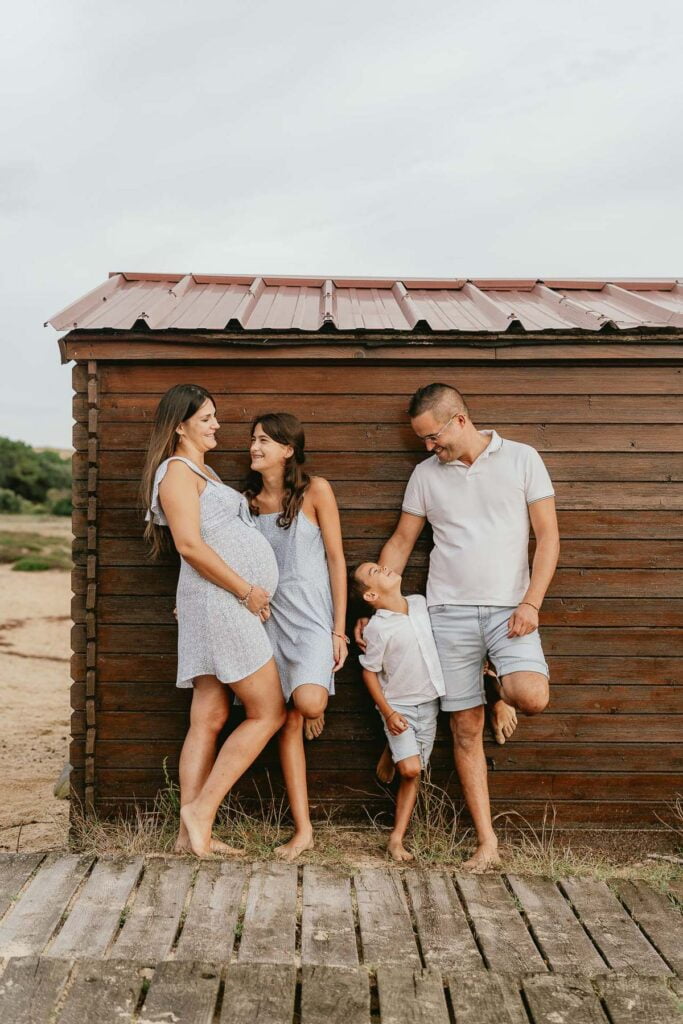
left=203, top=518, right=279, bottom=593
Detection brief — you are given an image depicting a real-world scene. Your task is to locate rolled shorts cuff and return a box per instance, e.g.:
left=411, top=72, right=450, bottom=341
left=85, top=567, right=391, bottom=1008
left=494, top=657, right=549, bottom=679
left=440, top=694, right=487, bottom=713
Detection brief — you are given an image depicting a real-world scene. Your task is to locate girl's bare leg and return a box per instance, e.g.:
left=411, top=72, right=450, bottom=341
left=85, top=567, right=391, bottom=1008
left=175, top=676, right=239, bottom=853
left=275, top=684, right=328, bottom=861
left=180, top=658, right=286, bottom=857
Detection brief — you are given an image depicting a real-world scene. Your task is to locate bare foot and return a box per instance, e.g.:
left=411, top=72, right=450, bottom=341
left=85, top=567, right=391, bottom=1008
left=274, top=830, right=314, bottom=862
left=490, top=699, right=517, bottom=745
left=304, top=714, right=325, bottom=740
left=387, top=837, right=414, bottom=863
left=179, top=803, right=213, bottom=858
left=376, top=745, right=395, bottom=785
left=175, top=834, right=242, bottom=856
left=462, top=840, right=501, bottom=874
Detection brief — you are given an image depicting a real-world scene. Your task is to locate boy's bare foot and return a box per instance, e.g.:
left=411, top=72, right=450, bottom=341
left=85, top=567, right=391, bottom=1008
left=179, top=803, right=213, bottom=858
left=387, top=836, right=414, bottom=863
left=462, top=840, right=501, bottom=873
left=491, top=700, right=517, bottom=745
left=274, top=829, right=314, bottom=862
left=304, top=714, right=325, bottom=740
left=376, top=745, right=395, bottom=784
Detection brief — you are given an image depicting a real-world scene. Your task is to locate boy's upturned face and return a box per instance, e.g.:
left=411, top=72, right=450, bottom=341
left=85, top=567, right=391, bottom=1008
left=355, top=562, right=401, bottom=604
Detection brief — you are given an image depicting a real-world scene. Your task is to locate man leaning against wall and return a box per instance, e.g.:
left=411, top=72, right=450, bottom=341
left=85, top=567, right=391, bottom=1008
left=355, top=383, right=560, bottom=871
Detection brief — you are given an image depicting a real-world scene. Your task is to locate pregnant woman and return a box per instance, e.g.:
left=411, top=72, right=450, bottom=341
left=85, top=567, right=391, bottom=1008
left=244, top=413, right=348, bottom=860
left=142, top=384, right=286, bottom=858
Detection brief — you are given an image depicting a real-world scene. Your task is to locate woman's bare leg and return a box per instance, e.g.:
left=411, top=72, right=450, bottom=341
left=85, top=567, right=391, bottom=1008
left=180, top=658, right=286, bottom=857
left=275, top=684, right=328, bottom=861
left=175, top=676, right=238, bottom=853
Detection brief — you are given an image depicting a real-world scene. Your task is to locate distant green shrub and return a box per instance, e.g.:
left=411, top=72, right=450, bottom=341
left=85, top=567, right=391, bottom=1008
left=12, top=556, right=53, bottom=572
left=0, top=488, right=21, bottom=513
left=0, top=437, right=71, bottom=504
left=51, top=497, right=72, bottom=516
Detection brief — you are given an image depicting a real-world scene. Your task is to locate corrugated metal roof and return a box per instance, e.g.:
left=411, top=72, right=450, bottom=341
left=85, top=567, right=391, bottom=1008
left=46, top=274, right=683, bottom=333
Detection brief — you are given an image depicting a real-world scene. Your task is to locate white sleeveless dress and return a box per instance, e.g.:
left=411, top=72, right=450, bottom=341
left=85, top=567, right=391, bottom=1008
left=148, top=456, right=279, bottom=687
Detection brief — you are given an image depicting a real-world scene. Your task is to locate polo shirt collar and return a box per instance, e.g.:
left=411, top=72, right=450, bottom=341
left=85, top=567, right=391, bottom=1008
left=444, top=429, right=503, bottom=469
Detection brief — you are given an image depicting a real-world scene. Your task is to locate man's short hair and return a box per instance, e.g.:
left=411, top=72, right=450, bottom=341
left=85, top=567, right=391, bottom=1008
left=408, top=383, right=469, bottom=419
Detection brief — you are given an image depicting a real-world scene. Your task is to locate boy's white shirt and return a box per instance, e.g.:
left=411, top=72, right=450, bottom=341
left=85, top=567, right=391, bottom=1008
left=359, top=594, right=445, bottom=705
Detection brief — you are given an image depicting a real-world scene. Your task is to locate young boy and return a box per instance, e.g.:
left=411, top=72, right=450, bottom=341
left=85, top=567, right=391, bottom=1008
left=353, top=562, right=445, bottom=862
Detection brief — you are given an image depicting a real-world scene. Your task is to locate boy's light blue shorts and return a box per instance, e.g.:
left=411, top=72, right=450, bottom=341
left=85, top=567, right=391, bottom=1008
left=429, top=604, right=549, bottom=713
left=380, top=698, right=440, bottom=767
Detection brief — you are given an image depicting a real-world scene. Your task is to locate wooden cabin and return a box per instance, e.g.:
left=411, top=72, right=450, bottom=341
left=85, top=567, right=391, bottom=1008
left=48, top=273, right=683, bottom=828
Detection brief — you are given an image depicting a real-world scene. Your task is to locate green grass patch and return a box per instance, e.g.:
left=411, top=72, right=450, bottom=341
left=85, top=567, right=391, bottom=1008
left=0, top=530, right=71, bottom=570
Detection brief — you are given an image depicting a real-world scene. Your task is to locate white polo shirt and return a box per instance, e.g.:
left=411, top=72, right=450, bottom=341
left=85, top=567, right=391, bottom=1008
left=358, top=594, right=445, bottom=705
left=402, top=431, right=554, bottom=608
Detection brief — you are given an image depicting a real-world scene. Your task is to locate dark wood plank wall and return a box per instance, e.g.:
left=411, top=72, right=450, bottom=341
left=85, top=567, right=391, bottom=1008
left=70, top=358, right=683, bottom=826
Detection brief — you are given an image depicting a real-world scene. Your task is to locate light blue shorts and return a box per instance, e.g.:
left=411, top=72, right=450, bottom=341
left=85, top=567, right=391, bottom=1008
left=379, top=698, right=440, bottom=767
left=429, top=604, right=549, bottom=713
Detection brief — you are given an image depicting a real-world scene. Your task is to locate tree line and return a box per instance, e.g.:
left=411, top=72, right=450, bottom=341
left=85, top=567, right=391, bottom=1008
left=0, top=437, right=71, bottom=514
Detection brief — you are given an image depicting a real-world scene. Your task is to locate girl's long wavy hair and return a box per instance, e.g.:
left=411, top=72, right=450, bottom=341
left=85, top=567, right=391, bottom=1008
left=140, top=384, right=216, bottom=559
left=244, top=412, right=310, bottom=529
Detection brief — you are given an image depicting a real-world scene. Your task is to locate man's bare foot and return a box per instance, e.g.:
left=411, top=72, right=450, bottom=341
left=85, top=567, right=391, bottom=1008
left=304, top=714, right=325, bottom=740
left=490, top=699, right=517, bottom=745
left=387, top=836, right=414, bottom=863
left=274, top=829, right=314, bottom=862
left=462, top=840, right=501, bottom=874
left=179, top=803, right=213, bottom=858
left=376, top=745, right=395, bottom=785
left=174, top=834, right=242, bottom=856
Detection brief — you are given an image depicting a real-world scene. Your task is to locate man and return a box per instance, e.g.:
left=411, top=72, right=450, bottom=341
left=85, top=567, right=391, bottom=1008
left=355, top=383, right=559, bottom=871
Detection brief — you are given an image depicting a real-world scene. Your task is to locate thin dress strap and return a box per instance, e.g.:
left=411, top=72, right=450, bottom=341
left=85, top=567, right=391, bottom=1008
left=146, top=456, right=221, bottom=525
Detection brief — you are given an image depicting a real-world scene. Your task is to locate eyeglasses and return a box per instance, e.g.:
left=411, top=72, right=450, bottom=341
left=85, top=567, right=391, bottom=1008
left=419, top=413, right=457, bottom=444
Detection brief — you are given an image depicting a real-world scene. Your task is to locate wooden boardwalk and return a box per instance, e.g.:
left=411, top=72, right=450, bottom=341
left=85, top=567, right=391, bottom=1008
left=0, top=853, right=681, bottom=1022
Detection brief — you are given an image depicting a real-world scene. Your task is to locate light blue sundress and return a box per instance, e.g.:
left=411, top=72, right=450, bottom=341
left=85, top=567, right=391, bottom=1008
left=254, top=511, right=336, bottom=701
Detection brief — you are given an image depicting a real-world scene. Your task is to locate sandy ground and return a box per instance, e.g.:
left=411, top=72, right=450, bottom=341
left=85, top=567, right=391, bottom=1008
left=0, top=517, right=72, bottom=852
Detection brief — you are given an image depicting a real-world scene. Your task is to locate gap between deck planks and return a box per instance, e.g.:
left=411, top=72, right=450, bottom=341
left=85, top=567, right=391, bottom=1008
left=0, top=855, right=679, bottom=984
left=1, top=959, right=682, bottom=1024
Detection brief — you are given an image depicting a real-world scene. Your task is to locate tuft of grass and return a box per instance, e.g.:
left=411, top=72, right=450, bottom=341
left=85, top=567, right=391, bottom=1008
left=67, top=772, right=683, bottom=889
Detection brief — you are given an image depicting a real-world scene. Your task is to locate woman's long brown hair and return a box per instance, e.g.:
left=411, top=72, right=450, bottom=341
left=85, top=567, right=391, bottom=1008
left=244, top=412, right=310, bottom=529
left=140, top=384, right=216, bottom=559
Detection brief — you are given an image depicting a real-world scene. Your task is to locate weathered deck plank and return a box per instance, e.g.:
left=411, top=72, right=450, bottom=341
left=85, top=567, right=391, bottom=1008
left=561, top=878, right=671, bottom=975
left=507, top=874, right=606, bottom=975
left=0, top=956, right=72, bottom=1024
left=301, top=867, right=358, bottom=967
left=0, top=855, right=93, bottom=958
left=354, top=869, right=420, bottom=968
left=174, top=861, right=246, bottom=962
left=404, top=869, right=484, bottom=973
left=301, top=964, right=370, bottom=1024
left=57, top=958, right=144, bottom=1024
left=446, top=973, right=529, bottom=1024
left=0, top=853, right=45, bottom=920
left=48, top=857, right=143, bottom=958
left=611, top=879, right=683, bottom=975
left=221, top=962, right=297, bottom=1023
left=456, top=874, right=547, bottom=975
left=140, top=960, right=221, bottom=1023
left=238, top=862, right=297, bottom=964
left=523, top=975, right=608, bottom=1023
left=376, top=966, right=450, bottom=1024
left=110, top=859, right=194, bottom=961
left=597, top=975, right=683, bottom=1024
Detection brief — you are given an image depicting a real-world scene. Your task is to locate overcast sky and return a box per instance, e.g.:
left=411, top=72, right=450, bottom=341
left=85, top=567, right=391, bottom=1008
left=2, top=0, right=681, bottom=447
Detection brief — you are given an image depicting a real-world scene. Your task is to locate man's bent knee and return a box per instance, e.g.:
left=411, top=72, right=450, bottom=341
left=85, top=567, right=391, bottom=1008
left=501, top=671, right=549, bottom=716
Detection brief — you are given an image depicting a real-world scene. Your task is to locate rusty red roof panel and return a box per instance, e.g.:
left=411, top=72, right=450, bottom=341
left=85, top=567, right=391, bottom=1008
left=46, top=275, right=683, bottom=333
